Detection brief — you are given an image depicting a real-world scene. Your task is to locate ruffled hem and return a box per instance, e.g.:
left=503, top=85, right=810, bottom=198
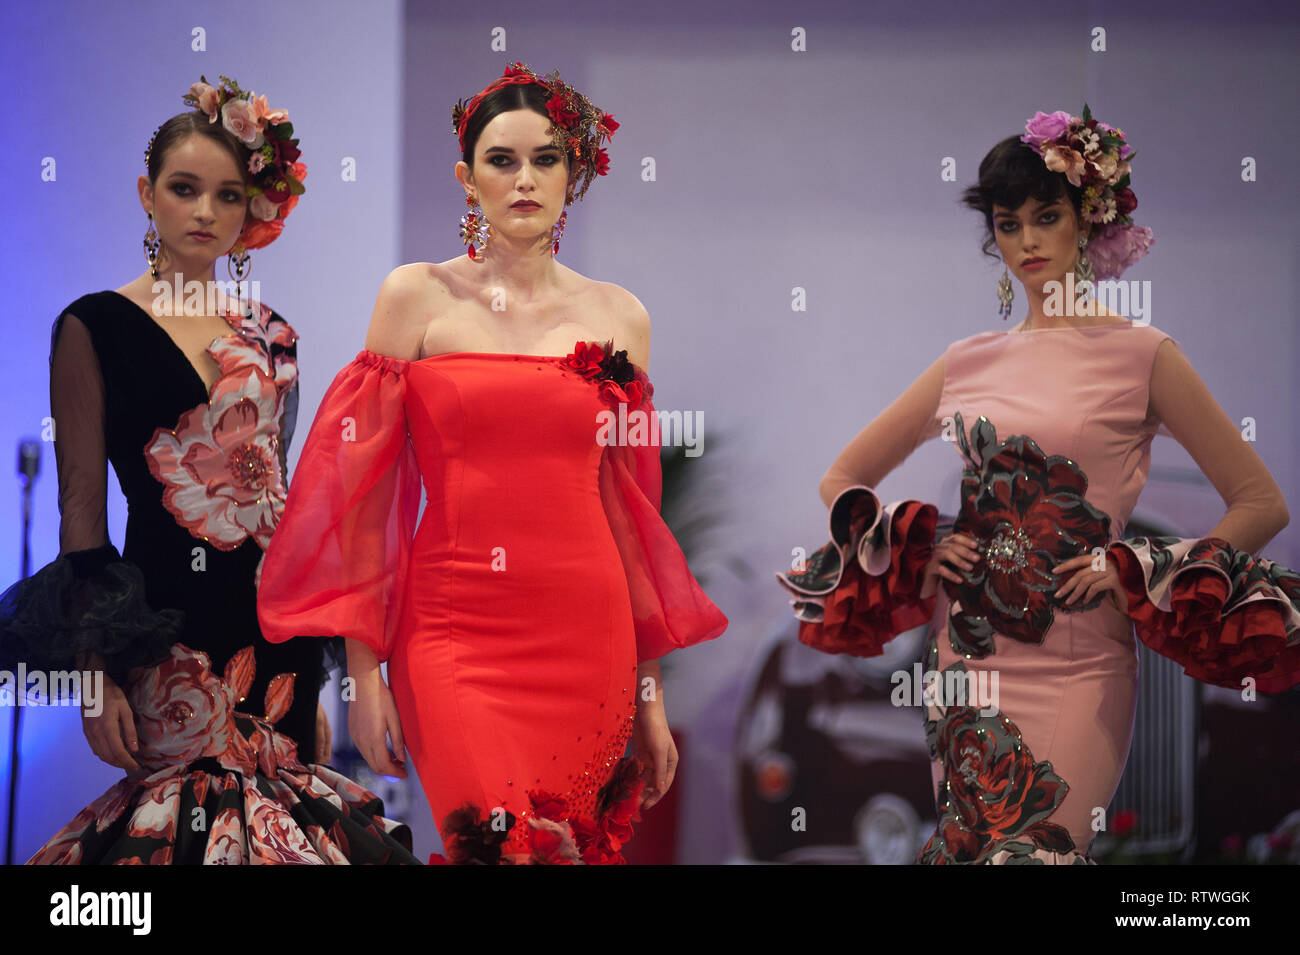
left=1107, top=536, right=1300, bottom=693
left=0, top=544, right=182, bottom=693
left=428, top=755, right=647, bottom=865
left=26, top=758, right=417, bottom=865
left=775, top=485, right=937, bottom=657
left=976, top=846, right=1094, bottom=865
left=28, top=641, right=418, bottom=864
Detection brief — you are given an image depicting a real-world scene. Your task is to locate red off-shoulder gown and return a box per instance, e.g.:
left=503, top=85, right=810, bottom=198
left=257, top=344, right=727, bottom=863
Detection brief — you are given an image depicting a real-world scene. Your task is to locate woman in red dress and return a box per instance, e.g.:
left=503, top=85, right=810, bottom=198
left=257, top=63, right=728, bottom=864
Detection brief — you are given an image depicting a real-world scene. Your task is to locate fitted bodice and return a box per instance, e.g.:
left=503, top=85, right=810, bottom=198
left=936, top=322, right=1173, bottom=538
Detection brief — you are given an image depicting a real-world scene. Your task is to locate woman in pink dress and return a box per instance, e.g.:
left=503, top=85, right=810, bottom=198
left=778, top=106, right=1300, bottom=864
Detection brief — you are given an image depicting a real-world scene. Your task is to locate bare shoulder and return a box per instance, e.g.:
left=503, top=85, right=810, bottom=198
left=592, top=280, right=651, bottom=369
left=363, top=262, right=451, bottom=360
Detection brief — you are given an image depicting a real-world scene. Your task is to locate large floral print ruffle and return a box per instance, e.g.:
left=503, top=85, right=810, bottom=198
left=775, top=484, right=937, bottom=657
left=27, top=643, right=417, bottom=865
left=1107, top=535, right=1300, bottom=693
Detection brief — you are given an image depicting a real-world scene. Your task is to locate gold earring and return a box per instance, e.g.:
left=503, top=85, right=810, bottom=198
left=144, top=213, right=160, bottom=279
left=459, top=193, right=490, bottom=259
left=228, top=242, right=252, bottom=283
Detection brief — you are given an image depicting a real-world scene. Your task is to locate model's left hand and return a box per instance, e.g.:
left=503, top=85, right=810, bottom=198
left=632, top=694, right=677, bottom=810
left=1053, top=551, right=1128, bottom=614
left=316, top=700, right=332, bottom=764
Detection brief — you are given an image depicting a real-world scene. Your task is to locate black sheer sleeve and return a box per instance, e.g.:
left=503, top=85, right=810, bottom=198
left=0, top=311, right=181, bottom=697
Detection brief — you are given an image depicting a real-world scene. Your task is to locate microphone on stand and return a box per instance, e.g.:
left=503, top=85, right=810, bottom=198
left=5, top=439, right=41, bottom=865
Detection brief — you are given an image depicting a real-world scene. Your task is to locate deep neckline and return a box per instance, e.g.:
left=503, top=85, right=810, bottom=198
left=107, top=289, right=251, bottom=399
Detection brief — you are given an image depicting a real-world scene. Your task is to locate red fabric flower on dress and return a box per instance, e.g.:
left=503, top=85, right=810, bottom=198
left=145, top=366, right=287, bottom=551
left=563, top=340, right=653, bottom=410
left=440, top=804, right=516, bottom=864
left=564, top=341, right=606, bottom=379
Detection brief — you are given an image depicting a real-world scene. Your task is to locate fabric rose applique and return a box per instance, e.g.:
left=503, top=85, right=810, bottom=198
left=145, top=302, right=298, bottom=553
left=563, top=340, right=653, bottom=410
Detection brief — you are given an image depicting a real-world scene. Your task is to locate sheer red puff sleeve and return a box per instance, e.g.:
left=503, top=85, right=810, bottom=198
left=256, top=350, right=421, bottom=664
left=776, top=485, right=938, bottom=657
left=596, top=396, right=728, bottom=662
left=1106, top=535, right=1300, bottom=693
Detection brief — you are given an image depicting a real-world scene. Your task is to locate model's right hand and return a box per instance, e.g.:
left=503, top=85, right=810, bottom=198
left=920, top=532, right=981, bottom=600
left=81, top=672, right=141, bottom=772
left=348, top=665, right=407, bottom=779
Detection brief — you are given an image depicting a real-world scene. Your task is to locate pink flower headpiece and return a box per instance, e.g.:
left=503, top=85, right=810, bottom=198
left=452, top=62, right=618, bottom=204
left=156, top=74, right=308, bottom=254
left=1021, top=104, right=1153, bottom=279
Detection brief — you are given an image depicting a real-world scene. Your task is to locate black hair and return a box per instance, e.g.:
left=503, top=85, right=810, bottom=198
left=961, top=135, right=1082, bottom=259
left=460, top=82, right=572, bottom=175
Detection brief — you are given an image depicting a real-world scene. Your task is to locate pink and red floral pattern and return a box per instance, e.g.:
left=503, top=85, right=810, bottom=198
left=145, top=301, right=297, bottom=554
left=26, top=643, right=417, bottom=865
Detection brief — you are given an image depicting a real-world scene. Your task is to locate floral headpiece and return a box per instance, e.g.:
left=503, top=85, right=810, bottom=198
left=1020, top=104, right=1153, bottom=279
left=145, top=74, right=306, bottom=254
left=452, top=62, right=617, bottom=204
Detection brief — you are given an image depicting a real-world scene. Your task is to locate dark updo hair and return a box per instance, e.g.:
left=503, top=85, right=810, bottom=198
left=145, top=110, right=250, bottom=188
left=459, top=81, right=571, bottom=174
left=961, top=135, right=1082, bottom=259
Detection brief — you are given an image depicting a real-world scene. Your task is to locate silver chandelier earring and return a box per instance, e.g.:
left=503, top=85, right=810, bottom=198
left=1075, top=234, right=1095, bottom=288
left=144, top=213, right=160, bottom=279
left=996, top=265, right=1014, bottom=320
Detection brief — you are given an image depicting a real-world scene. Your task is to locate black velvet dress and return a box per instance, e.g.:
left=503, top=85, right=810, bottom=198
left=0, top=290, right=417, bottom=864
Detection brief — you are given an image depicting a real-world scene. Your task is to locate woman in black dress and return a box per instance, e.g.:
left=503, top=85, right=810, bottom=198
left=0, top=76, right=417, bottom=864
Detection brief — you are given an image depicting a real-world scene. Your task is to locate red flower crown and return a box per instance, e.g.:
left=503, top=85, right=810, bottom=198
left=452, top=62, right=618, bottom=204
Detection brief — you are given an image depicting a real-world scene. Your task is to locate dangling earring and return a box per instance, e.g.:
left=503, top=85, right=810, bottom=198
left=996, top=265, right=1014, bottom=320
left=228, top=241, right=252, bottom=283
left=551, top=210, right=567, bottom=255
left=1075, top=234, right=1094, bottom=289
left=144, top=213, right=160, bottom=280
left=460, top=193, right=490, bottom=260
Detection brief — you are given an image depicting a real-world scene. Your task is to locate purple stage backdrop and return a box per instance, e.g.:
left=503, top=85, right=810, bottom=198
left=0, top=0, right=1295, bottom=865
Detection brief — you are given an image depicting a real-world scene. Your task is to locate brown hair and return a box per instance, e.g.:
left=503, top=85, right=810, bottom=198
left=145, top=110, right=250, bottom=187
